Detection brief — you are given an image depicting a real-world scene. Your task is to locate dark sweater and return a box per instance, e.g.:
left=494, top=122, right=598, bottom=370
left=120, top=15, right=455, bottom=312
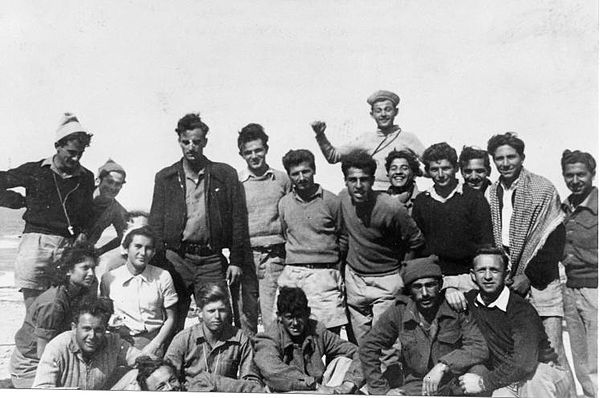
left=465, top=289, right=557, bottom=392
left=412, top=184, right=493, bottom=275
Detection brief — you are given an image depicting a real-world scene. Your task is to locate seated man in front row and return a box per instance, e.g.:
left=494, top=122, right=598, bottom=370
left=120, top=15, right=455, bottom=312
left=459, top=248, right=571, bottom=397
left=33, top=296, right=142, bottom=389
left=254, top=287, right=364, bottom=394
left=360, top=256, right=488, bottom=396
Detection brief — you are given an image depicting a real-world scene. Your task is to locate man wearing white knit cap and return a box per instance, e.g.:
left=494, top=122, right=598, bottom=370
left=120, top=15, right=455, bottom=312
left=0, top=113, right=95, bottom=309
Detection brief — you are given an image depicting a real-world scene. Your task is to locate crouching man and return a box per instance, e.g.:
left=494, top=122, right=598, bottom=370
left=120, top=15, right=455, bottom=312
left=254, top=287, right=364, bottom=394
left=360, top=256, right=488, bottom=396
left=459, top=247, right=571, bottom=397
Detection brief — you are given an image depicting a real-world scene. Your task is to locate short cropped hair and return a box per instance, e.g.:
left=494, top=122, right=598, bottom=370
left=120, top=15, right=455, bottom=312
left=282, top=149, right=316, bottom=174
left=341, top=150, right=377, bottom=178
left=196, top=281, right=231, bottom=310
left=55, top=132, right=93, bottom=148
left=135, top=356, right=178, bottom=391
left=474, top=246, right=509, bottom=271
left=459, top=146, right=491, bottom=174
left=561, top=149, right=596, bottom=175
left=384, top=148, right=423, bottom=177
left=72, top=296, right=114, bottom=325
left=422, top=142, right=458, bottom=172
left=277, top=286, right=310, bottom=317
left=121, top=226, right=156, bottom=250
left=487, top=132, right=525, bottom=157
left=175, top=113, right=209, bottom=136
left=51, top=243, right=98, bottom=287
left=238, top=123, right=269, bottom=151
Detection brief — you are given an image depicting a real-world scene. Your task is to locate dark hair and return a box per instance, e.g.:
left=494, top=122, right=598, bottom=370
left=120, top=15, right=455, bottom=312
left=384, top=148, right=422, bottom=176
left=277, top=286, right=310, bottom=317
left=121, top=226, right=156, bottom=250
left=474, top=246, right=509, bottom=271
left=487, top=132, right=525, bottom=157
left=72, top=296, right=114, bottom=325
left=422, top=142, right=458, bottom=172
left=135, top=356, right=178, bottom=391
left=126, top=210, right=150, bottom=220
left=459, top=146, right=491, bottom=174
left=238, top=123, right=269, bottom=151
left=51, top=243, right=98, bottom=287
left=196, top=281, right=231, bottom=311
left=175, top=113, right=209, bottom=135
left=341, top=150, right=377, bottom=178
left=282, top=149, right=316, bottom=174
left=561, top=149, right=596, bottom=175
left=55, top=132, right=93, bottom=148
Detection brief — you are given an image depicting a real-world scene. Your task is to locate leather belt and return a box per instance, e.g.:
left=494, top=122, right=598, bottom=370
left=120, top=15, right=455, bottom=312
left=180, top=242, right=217, bottom=257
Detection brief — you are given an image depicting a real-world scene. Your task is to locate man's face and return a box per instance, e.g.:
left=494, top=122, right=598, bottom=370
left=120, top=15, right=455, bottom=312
left=345, top=167, right=375, bottom=203
left=563, top=162, right=595, bottom=198
left=55, top=140, right=86, bottom=173
left=428, top=159, right=457, bottom=188
left=126, top=234, right=155, bottom=272
left=492, top=145, right=524, bottom=182
left=370, top=99, right=398, bottom=130
left=73, top=313, right=107, bottom=356
left=67, top=256, right=96, bottom=289
left=146, top=365, right=182, bottom=391
left=279, top=311, right=309, bottom=338
left=178, top=128, right=207, bottom=163
left=98, top=171, right=125, bottom=199
left=471, top=254, right=506, bottom=297
left=200, top=300, right=229, bottom=334
left=388, top=158, right=414, bottom=188
left=288, top=162, right=316, bottom=194
left=410, top=277, right=441, bottom=311
left=461, top=158, right=489, bottom=190
left=240, top=139, right=268, bottom=173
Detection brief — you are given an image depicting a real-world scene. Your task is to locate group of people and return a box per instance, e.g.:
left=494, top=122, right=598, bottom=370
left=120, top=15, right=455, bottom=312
left=0, top=90, right=595, bottom=396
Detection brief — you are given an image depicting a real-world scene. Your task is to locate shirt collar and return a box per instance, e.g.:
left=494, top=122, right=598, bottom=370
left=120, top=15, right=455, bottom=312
left=425, top=181, right=464, bottom=203
left=193, top=322, right=240, bottom=345
left=239, top=166, right=275, bottom=182
left=401, top=295, right=459, bottom=326
left=117, top=264, right=151, bottom=284
left=41, top=156, right=84, bottom=178
left=182, top=158, right=206, bottom=182
left=564, top=187, right=598, bottom=215
left=475, top=286, right=510, bottom=312
left=375, top=125, right=401, bottom=137
left=292, top=184, right=323, bottom=203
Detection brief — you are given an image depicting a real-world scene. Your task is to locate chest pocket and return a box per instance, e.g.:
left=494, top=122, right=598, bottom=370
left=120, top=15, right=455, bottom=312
left=437, top=330, right=461, bottom=349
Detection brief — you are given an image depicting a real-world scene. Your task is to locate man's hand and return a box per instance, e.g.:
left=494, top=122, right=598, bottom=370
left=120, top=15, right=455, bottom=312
left=445, top=288, right=467, bottom=312
left=311, top=120, right=327, bottom=135
left=385, top=387, right=407, bottom=395
left=332, top=381, right=355, bottom=394
left=315, top=383, right=336, bottom=394
left=458, top=373, right=485, bottom=394
left=140, top=341, right=160, bottom=358
left=226, top=265, right=242, bottom=285
left=508, top=274, right=530, bottom=296
left=422, top=362, right=448, bottom=396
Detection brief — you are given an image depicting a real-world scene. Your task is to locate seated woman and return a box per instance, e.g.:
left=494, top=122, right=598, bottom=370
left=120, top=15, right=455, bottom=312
left=100, top=226, right=177, bottom=357
left=164, top=282, right=264, bottom=393
left=9, top=244, right=98, bottom=388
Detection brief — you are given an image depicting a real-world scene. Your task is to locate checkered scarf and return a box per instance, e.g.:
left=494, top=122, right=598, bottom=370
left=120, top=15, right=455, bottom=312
left=489, top=168, right=564, bottom=277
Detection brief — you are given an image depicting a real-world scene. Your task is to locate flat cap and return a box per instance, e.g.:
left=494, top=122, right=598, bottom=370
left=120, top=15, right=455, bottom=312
left=367, top=90, right=400, bottom=107
left=401, top=255, right=442, bottom=286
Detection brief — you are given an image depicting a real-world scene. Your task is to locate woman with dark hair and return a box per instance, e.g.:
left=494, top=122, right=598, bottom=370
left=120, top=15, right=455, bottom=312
left=164, top=281, right=264, bottom=392
left=9, top=244, right=98, bottom=388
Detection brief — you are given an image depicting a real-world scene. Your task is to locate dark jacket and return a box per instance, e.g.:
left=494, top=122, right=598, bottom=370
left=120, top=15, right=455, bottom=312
left=253, top=319, right=364, bottom=392
left=0, top=159, right=95, bottom=237
left=149, top=158, right=252, bottom=269
left=360, top=293, right=488, bottom=395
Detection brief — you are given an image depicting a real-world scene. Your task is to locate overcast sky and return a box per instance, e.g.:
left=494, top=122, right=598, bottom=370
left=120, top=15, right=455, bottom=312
left=1, top=0, right=597, bottom=210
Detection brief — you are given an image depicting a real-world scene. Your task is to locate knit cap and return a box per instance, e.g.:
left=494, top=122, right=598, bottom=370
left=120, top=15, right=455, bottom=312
left=98, top=159, right=126, bottom=180
left=401, top=255, right=442, bottom=286
left=55, top=112, right=89, bottom=143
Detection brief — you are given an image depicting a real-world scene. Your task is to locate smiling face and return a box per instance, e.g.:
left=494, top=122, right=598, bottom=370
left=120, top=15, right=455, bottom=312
left=146, top=365, right=182, bottom=391
left=461, top=158, right=489, bottom=190
left=178, top=128, right=207, bottom=164
left=125, top=234, right=155, bottom=274
left=471, top=254, right=506, bottom=298
left=73, top=313, right=107, bottom=357
left=98, top=171, right=125, bottom=199
left=427, top=159, right=457, bottom=188
left=492, top=145, right=524, bottom=184
left=410, top=277, right=441, bottom=312
left=370, top=99, right=398, bottom=130
left=563, top=162, right=595, bottom=199
left=345, top=167, right=375, bottom=203
left=55, top=139, right=86, bottom=173
left=67, top=256, right=96, bottom=289
left=288, top=161, right=316, bottom=195
left=279, top=310, right=309, bottom=338
left=240, top=138, right=268, bottom=174
left=388, top=157, right=414, bottom=188
left=200, top=300, right=230, bottom=334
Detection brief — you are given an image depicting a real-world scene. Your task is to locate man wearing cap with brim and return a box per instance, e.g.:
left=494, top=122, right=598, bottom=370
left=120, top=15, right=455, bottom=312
left=0, top=113, right=95, bottom=309
left=311, top=90, right=426, bottom=191
left=360, top=256, right=488, bottom=396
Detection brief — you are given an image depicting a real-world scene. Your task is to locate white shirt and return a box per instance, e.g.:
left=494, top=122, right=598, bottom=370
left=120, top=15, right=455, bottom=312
left=501, top=179, right=519, bottom=247
left=475, top=285, right=510, bottom=312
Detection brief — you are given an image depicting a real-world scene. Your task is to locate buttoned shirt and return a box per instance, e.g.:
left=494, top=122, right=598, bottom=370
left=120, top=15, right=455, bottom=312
left=33, top=330, right=139, bottom=390
left=100, top=264, right=178, bottom=335
left=164, top=321, right=260, bottom=387
left=42, top=156, right=85, bottom=179
left=182, top=159, right=209, bottom=243
left=500, top=178, right=519, bottom=247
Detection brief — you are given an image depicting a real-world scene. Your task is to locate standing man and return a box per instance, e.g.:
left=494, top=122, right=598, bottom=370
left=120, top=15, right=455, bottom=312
left=412, top=142, right=494, bottom=311
left=277, top=149, right=347, bottom=332
left=486, top=132, right=576, bottom=396
left=561, top=149, right=597, bottom=397
left=0, top=113, right=94, bottom=308
left=384, top=148, right=422, bottom=214
left=237, top=123, right=290, bottom=331
left=459, top=145, right=492, bottom=194
left=459, top=248, right=571, bottom=397
left=149, top=113, right=253, bottom=334
left=339, top=151, right=424, bottom=344
left=311, top=90, right=425, bottom=191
